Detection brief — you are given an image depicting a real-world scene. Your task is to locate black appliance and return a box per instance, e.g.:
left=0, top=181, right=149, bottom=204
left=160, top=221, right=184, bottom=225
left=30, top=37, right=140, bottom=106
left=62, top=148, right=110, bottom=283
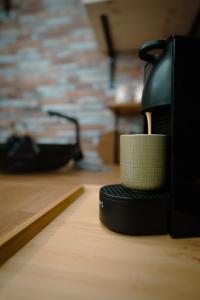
left=99, top=35, right=200, bottom=238
left=0, top=111, right=83, bottom=172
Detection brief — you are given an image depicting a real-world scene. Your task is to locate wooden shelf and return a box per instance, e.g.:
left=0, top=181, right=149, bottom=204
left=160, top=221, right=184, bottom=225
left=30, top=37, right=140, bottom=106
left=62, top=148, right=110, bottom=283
left=107, top=102, right=141, bottom=163
left=83, top=0, right=200, bottom=54
left=108, top=102, right=141, bottom=116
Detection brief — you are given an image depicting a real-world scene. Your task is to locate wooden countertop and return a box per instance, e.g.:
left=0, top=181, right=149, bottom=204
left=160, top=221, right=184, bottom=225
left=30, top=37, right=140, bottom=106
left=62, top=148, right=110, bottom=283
left=0, top=179, right=200, bottom=300
left=0, top=165, right=120, bottom=264
left=0, top=164, right=121, bottom=187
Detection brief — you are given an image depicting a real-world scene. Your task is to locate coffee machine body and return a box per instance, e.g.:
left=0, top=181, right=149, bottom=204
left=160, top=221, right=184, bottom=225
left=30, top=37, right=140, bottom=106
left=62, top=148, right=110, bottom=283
left=139, top=35, right=200, bottom=237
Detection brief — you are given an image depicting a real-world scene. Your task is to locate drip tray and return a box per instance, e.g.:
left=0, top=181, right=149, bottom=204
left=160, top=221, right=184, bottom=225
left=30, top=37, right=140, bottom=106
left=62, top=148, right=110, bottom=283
left=99, top=184, right=170, bottom=235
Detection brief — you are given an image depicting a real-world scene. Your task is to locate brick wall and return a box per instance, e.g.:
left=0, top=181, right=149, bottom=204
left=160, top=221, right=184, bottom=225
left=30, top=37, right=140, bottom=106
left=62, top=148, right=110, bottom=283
left=0, top=0, right=143, bottom=165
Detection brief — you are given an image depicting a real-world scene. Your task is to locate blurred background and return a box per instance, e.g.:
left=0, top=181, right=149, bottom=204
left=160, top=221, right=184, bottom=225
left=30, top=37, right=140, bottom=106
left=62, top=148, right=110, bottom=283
left=0, top=0, right=144, bottom=168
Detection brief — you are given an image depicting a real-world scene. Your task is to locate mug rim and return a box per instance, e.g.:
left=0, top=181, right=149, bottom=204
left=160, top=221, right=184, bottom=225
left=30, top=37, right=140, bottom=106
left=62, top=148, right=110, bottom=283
left=120, top=134, right=167, bottom=137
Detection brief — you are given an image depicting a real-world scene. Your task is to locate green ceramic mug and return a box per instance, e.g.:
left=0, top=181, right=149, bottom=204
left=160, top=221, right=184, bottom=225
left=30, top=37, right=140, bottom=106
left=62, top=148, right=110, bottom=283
left=120, top=134, right=167, bottom=190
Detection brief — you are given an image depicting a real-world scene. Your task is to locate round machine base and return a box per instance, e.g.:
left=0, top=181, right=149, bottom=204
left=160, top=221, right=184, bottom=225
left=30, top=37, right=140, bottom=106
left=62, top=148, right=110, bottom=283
left=99, top=184, right=170, bottom=235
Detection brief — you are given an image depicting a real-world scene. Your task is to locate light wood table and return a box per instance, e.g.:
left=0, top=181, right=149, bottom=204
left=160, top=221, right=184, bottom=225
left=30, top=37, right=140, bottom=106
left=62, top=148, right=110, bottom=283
left=0, top=181, right=83, bottom=265
left=0, top=164, right=120, bottom=187
left=0, top=185, right=200, bottom=300
left=0, top=166, right=120, bottom=265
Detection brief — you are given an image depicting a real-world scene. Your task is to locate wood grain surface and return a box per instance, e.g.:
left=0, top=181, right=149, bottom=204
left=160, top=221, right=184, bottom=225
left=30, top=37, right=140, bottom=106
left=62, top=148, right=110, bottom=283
left=108, top=102, right=141, bottom=116
left=0, top=182, right=84, bottom=265
left=83, top=0, right=200, bottom=53
left=0, top=164, right=120, bottom=186
left=0, top=185, right=200, bottom=300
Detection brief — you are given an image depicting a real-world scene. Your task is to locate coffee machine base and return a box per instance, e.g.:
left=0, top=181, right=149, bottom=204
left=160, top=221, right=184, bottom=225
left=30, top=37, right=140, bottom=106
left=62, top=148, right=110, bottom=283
left=99, top=184, right=170, bottom=235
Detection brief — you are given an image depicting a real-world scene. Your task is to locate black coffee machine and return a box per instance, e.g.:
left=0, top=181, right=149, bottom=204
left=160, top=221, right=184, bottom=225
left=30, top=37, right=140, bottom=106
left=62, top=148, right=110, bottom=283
left=99, top=35, right=200, bottom=238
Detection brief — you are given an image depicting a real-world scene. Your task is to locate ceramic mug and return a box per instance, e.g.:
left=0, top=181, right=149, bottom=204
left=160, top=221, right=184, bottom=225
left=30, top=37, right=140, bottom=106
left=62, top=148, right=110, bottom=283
left=120, top=134, right=167, bottom=190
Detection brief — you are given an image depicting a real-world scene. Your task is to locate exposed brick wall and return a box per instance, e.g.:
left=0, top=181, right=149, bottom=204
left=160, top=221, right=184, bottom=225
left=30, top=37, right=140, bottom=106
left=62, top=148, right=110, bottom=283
left=0, top=0, right=143, bottom=165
